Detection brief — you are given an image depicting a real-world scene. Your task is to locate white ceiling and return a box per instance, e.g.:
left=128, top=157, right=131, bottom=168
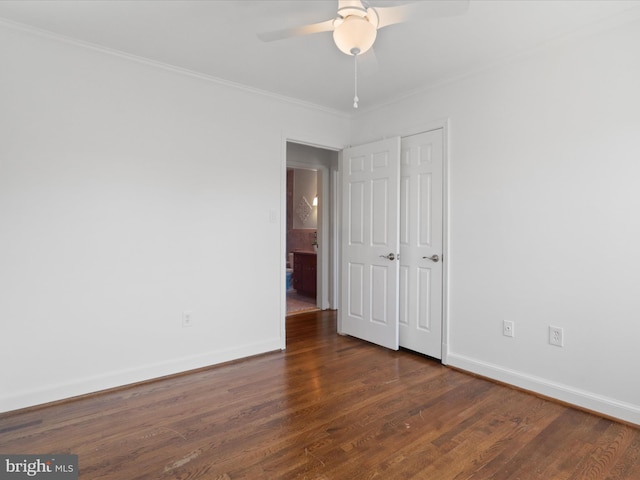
left=2, top=0, right=640, bottom=114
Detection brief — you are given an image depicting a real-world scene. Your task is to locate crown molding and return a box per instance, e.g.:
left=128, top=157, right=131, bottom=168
left=0, top=17, right=350, bottom=119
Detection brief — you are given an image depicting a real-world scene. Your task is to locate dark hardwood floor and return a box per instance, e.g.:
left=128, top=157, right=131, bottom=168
left=1, top=310, right=638, bottom=479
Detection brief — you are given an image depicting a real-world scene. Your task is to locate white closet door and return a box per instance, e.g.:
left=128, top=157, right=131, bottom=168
left=339, top=137, right=401, bottom=350
left=399, top=129, right=444, bottom=358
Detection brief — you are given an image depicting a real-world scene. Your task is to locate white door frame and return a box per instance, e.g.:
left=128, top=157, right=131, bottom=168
left=280, top=132, right=343, bottom=350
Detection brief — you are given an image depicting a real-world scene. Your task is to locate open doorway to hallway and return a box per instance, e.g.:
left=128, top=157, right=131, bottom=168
left=285, top=142, right=338, bottom=316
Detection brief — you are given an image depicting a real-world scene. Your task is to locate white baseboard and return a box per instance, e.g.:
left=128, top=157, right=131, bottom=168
left=0, top=338, right=282, bottom=414
left=446, top=352, right=640, bottom=426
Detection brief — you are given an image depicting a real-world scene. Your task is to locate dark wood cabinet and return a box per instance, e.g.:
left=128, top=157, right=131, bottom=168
left=293, top=251, right=317, bottom=297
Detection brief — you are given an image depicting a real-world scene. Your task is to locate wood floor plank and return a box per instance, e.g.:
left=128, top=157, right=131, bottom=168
left=0, top=310, right=638, bottom=479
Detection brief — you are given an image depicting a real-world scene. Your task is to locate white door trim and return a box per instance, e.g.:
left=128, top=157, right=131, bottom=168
left=280, top=132, right=344, bottom=350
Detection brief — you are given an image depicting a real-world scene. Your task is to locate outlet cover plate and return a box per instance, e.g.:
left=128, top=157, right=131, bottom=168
left=503, top=320, right=514, bottom=338
left=549, top=326, right=563, bottom=347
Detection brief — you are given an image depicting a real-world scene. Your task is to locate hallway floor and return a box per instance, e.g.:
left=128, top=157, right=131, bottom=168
left=286, top=289, right=318, bottom=315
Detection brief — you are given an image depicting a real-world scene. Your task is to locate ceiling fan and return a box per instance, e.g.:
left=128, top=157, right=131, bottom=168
left=258, top=0, right=470, bottom=108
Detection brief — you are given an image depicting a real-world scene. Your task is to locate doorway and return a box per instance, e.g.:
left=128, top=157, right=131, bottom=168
left=285, top=142, right=339, bottom=316
left=286, top=166, right=319, bottom=315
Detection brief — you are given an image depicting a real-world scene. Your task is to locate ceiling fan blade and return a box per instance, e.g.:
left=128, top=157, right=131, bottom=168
left=257, top=18, right=335, bottom=42
left=376, top=0, right=470, bottom=29
left=375, top=3, right=413, bottom=29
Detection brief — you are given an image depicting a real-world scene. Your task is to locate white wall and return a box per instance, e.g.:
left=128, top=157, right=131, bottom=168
left=352, top=18, right=640, bottom=424
left=3, top=13, right=639, bottom=426
left=0, top=23, right=350, bottom=412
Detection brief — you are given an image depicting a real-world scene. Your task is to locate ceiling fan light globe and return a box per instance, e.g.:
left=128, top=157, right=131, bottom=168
left=333, top=15, right=377, bottom=56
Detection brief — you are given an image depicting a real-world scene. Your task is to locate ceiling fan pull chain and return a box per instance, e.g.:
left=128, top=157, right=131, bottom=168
left=353, top=53, right=359, bottom=109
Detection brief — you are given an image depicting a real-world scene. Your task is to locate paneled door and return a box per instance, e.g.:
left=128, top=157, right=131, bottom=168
left=339, top=137, right=401, bottom=350
left=398, top=130, right=444, bottom=358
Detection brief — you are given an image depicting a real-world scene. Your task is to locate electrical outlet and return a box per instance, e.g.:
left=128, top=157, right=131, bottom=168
left=549, top=326, right=563, bottom=347
left=182, top=311, right=193, bottom=328
left=503, top=320, right=514, bottom=338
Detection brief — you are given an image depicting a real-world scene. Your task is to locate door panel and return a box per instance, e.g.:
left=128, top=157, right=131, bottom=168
left=348, top=262, right=364, bottom=318
left=371, top=178, right=389, bottom=245
left=371, top=265, right=389, bottom=324
left=340, top=137, right=401, bottom=350
left=399, top=129, right=444, bottom=358
left=348, top=181, right=365, bottom=244
left=417, top=266, right=432, bottom=330
left=419, top=172, right=433, bottom=246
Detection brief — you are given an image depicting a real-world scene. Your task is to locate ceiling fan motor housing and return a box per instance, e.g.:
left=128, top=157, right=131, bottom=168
left=333, top=14, right=378, bottom=56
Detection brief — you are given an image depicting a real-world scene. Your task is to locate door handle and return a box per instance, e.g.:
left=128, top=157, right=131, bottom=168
left=422, top=254, right=440, bottom=262
left=379, top=253, right=396, bottom=261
